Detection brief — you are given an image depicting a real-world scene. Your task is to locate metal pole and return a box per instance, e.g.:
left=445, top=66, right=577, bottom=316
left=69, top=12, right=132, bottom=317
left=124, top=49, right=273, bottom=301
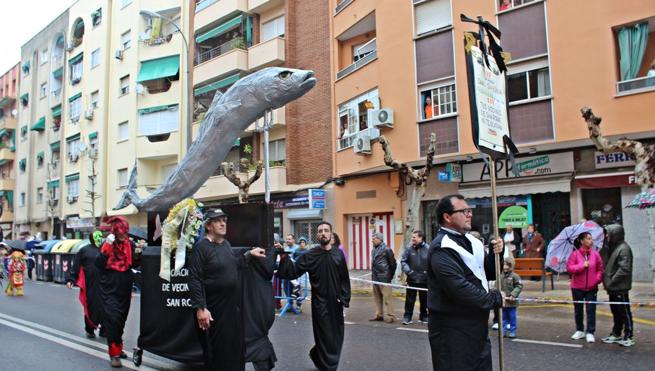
left=489, top=156, right=504, bottom=371
left=263, top=110, right=272, bottom=203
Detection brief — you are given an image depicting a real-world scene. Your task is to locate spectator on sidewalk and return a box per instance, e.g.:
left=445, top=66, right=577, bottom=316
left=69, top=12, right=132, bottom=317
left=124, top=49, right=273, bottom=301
left=331, top=233, right=348, bottom=262
left=401, top=230, right=429, bottom=325
left=600, top=224, right=635, bottom=347
left=502, top=225, right=521, bottom=258
left=500, top=257, right=523, bottom=338
left=369, top=232, right=397, bottom=323
left=567, top=232, right=604, bottom=343
left=522, top=224, right=545, bottom=259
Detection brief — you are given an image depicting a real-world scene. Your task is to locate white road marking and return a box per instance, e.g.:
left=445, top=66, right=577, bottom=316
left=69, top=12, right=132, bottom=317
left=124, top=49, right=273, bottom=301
left=511, top=339, right=583, bottom=348
left=344, top=321, right=356, bottom=325
left=0, top=312, right=177, bottom=370
left=395, top=327, right=428, bottom=333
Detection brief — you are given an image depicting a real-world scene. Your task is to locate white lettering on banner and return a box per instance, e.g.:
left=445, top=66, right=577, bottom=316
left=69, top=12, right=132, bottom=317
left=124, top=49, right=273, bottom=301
left=462, top=152, right=574, bottom=182
left=166, top=298, right=192, bottom=307
left=594, top=151, right=635, bottom=169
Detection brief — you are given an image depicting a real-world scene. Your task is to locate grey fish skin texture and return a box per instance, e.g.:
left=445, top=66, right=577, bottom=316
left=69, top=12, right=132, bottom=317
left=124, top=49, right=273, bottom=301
left=114, top=67, right=317, bottom=212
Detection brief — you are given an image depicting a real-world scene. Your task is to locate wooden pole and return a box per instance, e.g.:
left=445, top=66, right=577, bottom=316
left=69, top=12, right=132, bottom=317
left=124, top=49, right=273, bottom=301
left=490, top=157, right=504, bottom=371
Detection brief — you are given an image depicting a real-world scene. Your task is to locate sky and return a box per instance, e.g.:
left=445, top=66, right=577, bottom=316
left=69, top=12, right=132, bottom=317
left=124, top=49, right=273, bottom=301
left=0, top=0, right=78, bottom=74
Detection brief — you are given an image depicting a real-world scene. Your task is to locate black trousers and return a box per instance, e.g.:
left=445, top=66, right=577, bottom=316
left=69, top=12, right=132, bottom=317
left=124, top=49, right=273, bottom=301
left=571, top=289, right=597, bottom=334
left=429, top=313, right=492, bottom=371
left=404, top=281, right=427, bottom=320
left=608, top=292, right=634, bottom=339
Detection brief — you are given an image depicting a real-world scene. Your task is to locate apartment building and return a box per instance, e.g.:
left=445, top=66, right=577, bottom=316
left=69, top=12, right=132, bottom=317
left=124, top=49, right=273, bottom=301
left=0, top=64, right=20, bottom=238
left=191, top=0, right=333, bottom=242
left=330, top=0, right=655, bottom=280
left=16, top=11, right=69, bottom=239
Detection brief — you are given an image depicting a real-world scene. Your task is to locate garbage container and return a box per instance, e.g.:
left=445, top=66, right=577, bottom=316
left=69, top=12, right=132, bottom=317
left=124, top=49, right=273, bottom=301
left=65, top=240, right=90, bottom=283
left=52, top=239, right=81, bottom=284
left=35, top=240, right=59, bottom=282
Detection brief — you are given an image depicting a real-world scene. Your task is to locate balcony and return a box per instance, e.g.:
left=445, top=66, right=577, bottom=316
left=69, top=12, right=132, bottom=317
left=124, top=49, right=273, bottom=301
left=335, top=0, right=355, bottom=15
left=245, top=107, right=285, bottom=133
left=194, top=165, right=288, bottom=200
left=195, top=37, right=246, bottom=66
left=195, top=0, right=248, bottom=31
left=0, top=148, right=15, bottom=161
left=248, top=37, right=285, bottom=71
left=0, top=178, right=14, bottom=190
left=136, top=130, right=181, bottom=159
left=194, top=48, right=248, bottom=86
left=248, top=0, right=284, bottom=14
left=617, top=75, right=655, bottom=95
left=0, top=116, right=17, bottom=130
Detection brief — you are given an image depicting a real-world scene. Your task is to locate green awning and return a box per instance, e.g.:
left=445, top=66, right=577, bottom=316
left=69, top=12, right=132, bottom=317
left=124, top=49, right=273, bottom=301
left=194, top=73, right=240, bottom=96
left=0, top=96, right=13, bottom=108
left=88, top=131, right=97, bottom=140
left=50, top=141, right=61, bottom=151
left=22, top=61, right=30, bottom=72
left=91, top=9, right=101, bottom=18
left=138, top=104, right=178, bottom=115
left=68, top=92, right=82, bottom=102
left=31, top=117, right=46, bottom=131
left=20, top=93, right=28, bottom=104
left=48, top=180, right=60, bottom=189
left=233, top=138, right=240, bottom=147
left=196, top=14, right=243, bottom=43
left=137, top=55, right=180, bottom=83
left=0, top=129, right=7, bottom=137
left=69, top=52, right=83, bottom=65
left=0, top=159, right=6, bottom=166
left=52, top=104, right=62, bottom=117
left=52, top=67, right=63, bottom=78
left=65, top=173, right=80, bottom=182
left=66, top=133, right=81, bottom=142
left=36, top=151, right=44, bottom=160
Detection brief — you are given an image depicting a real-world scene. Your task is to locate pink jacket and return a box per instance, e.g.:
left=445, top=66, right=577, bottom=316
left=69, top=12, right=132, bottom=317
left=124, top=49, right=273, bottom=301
left=567, top=247, right=604, bottom=291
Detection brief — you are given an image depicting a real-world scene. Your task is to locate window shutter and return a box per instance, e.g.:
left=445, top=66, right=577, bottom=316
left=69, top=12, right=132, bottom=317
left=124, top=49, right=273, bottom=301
left=415, top=0, right=451, bottom=35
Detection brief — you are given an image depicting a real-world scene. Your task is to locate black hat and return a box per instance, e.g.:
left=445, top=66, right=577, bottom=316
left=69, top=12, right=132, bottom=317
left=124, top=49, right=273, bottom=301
left=204, top=208, right=227, bottom=222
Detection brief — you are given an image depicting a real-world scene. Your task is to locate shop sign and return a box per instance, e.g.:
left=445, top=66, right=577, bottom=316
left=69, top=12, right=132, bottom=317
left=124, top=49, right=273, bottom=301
left=270, top=196, right=309, bottom=209
left=462, top=152, right=573, bottom=182
left=439, top=163, right=462, bottom=182
left=594, top=151, right=635, bottom=169
left=308, top=189, right=326, bottom=209
left=66, top=217, right=95, bottom=229
left=498, top=205, right=529, bottom=228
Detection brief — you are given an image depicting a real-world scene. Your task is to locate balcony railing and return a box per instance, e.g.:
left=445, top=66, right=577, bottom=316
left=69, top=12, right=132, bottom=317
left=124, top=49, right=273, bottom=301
left=336, top=49, right=377, bottom=80
left=335, top=0, right=354, bottom=14
left=616, top=75, right=655, bottom=95
left=195, top=37, right=245, bottom=66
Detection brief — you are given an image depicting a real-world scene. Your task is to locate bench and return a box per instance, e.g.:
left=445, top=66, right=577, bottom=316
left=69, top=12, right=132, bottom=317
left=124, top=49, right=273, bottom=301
left=513, top=258, right=554, bottom=292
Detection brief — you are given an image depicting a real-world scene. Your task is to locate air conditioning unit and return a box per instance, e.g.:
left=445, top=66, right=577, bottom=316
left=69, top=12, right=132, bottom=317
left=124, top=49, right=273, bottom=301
left=67, top=195, right=77, bottom=204
left=353, top=133, right=372, bottom=155
left=115, top=49, right=124, bottom=60
left=88, top=148, right=98, bottom=159
left=84, top=108, right=94, bottom=120
left=372, top=108, right=394, bottom=128
left=66, top=42, right=75, bottom=52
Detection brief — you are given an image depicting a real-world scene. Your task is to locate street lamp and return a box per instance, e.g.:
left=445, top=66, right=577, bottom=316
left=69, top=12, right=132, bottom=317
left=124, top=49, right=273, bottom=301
left=139, top=10, right=193, bottom=151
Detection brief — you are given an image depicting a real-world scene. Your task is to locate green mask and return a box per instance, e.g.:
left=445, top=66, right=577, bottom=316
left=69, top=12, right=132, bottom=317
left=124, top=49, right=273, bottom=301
left=93, top=231, right=103, bottom=247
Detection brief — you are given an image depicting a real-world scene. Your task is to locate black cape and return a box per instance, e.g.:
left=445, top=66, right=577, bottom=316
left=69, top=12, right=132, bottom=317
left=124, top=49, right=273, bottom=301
left=277, top=246, right=351, bottom=371
left=67, top=245, right=102, bottom=329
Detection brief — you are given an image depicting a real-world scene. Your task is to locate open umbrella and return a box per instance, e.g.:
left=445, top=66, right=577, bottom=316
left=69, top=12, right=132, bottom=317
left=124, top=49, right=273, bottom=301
left=625, top=188, right=655, bottom=209
left=545, top=220, right=604, bottom=273
left=5, top=240, right=27, bottom=253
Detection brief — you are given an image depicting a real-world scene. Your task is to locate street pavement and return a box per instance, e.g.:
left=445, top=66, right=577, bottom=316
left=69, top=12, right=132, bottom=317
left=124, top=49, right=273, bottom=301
left=1, top=276, right=654, bottom=370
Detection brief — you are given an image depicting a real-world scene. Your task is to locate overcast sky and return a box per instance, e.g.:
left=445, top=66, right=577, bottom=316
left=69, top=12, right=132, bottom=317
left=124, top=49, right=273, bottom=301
left=0, top=0, right=77, bottom=74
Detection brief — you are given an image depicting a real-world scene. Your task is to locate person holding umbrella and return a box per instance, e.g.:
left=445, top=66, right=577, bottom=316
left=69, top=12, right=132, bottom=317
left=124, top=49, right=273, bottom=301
left=567, top=232, right=604, bottom=343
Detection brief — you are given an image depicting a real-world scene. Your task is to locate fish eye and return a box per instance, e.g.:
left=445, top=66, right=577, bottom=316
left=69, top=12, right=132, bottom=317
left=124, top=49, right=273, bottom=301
left=278, top=71, right=292, bottom=79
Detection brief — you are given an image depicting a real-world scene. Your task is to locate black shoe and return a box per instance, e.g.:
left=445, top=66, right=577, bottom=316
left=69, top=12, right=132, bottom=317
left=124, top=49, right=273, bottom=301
left=418, top=316, right=428, bottom=324
left=119, top=351, right=128, bottom=359
left=402, top=318, right=413, bottom=325
left=369, top=316, right=384, bottom=322
left=85, top=331, right=96, bottom=339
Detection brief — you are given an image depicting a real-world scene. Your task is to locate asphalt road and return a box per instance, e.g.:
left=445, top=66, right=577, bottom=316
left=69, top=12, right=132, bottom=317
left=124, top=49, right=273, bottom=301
left=1, top=279, right=654, bottom=370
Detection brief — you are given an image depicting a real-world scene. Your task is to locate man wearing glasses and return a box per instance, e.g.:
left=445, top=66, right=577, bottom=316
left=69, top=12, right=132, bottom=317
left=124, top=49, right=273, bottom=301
left=427, top=194, right=505, bottom=371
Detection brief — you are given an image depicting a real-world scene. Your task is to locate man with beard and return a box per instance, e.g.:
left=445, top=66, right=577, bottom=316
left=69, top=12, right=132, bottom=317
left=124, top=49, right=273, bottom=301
left=67, top=231, right=104, bottom=338
left=276, top=221, right=350, bottom=371
left=188, top=208, right=267, bottom=371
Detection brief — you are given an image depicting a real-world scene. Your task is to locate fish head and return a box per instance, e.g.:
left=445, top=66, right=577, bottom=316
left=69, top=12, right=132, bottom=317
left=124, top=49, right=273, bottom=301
left=231, top=67, right=316, bottom=110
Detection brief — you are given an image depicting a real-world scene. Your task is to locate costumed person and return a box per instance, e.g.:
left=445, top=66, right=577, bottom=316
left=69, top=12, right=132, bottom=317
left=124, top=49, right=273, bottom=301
left=66, top=231, right=104, bottom=338
left=96, top=216, right=142, bottom=368
left=188, top=208, right=267, bottom=371
left=276, top=221, right=351, bottom=371
left=5, top=248, right=27, bottom=296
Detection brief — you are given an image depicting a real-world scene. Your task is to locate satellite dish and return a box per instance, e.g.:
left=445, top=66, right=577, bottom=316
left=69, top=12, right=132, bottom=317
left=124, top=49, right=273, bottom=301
left=11, top=109, right=17, bottom=117
left=135, top=84, right=145, bottom=95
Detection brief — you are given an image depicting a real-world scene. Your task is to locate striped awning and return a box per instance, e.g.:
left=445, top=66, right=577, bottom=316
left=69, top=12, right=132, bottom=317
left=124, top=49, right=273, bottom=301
left=196, top=14, right=243, bottom=43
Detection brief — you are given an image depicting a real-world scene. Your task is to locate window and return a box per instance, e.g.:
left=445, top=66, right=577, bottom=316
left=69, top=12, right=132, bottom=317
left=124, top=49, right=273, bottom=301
left=19, top=192, right=26, bottom=207
left=507, top=67, right=551, bottom=103
left=40, top=83, right=47, bottom=98
left=261, top=15, right=285, bottom=42
left=40, top=49, right=48, bottom=64
left=121, top=0, right=133, bottom=9
left=20, top=126, right=28, bottom=140
left=614, top=19, right=655, bottom=93
left=269, top=139, right=286, bottom=163
left=121, top=30, right=131, bottom=50
left=419, top=83, right=457, bottom=120
left=337, top=89, right=380, bottom=150
left=37, top=153, right=44, bottom=168
left=37, top=188, right=44, bottom=204
left=49, top=183, right=60, bottom=202
left=117, top=168, right=128, bottom=188
left=67, top=138, right=82, bottom=162
left=69, top=96, right=82, bottom=122
left=414, top=0, right=452, bottom=35
left=119, top=75, right=130, bottom=95
left=138, top=105, right=179, bottom=137
left=19, top=159, right=26, bottom=172
left=92, top=8, right=102, bottom=26
left=90, top=91, right=99, bottom=108
left=499, top=0, right=536, bottom=11
left=70, top=58, right=83, bottom=84
left=67, top=178, right=80, bottom=200
left=352, top=38, right=377, bottom=63
left=91, top=49, right=100, bottom=68
left=117, top=121, right=129, bottom=141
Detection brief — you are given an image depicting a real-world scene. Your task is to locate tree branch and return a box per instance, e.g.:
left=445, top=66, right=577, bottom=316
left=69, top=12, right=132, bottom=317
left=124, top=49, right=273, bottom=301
left=222, top=159, right=264, bottom=203
left=378, top=133, right=437, bottom=186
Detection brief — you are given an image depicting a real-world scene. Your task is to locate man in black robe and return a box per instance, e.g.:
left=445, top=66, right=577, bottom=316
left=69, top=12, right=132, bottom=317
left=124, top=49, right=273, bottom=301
left=188, top=208, right=266, bottom=371
left=276, top=221, right=351, bottom=371
left=66, top=231, right=103, bottom=338
left=427, top=194, right=505, bottom=371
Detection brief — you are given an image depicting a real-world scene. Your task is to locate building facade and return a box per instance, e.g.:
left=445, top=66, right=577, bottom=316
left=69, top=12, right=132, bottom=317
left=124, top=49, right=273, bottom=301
left=0, top=63, right=20, bottom=238
left=329, top=0, right=655, bottom=280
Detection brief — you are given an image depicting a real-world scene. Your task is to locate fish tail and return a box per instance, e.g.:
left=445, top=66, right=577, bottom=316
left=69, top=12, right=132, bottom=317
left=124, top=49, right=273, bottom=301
left=114, top=162, right=141, bottom=210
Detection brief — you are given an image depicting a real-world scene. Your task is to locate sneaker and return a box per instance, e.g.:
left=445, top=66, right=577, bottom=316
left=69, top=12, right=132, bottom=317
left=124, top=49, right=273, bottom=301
left=586, top=333, right=595, bottom=343
left=110, top=357, right=122, bottom=368
left=418, top=317, right=428, bottom=324
left=571, top=331, right=585, bottom=340
left=85, top=331, right=96, bottom=339
left=369, top=316, right=384, bottom=322
left=508, top=332, right=517, bottom=338
left=601, top=334, right=622, bottom=344
left=402, top=318, right=413, bottom=325
left=491, top=323, right=499, bottom=330
left=506, top=324, right=511, bottom=330
left=618, top=338, right=635, bottom=347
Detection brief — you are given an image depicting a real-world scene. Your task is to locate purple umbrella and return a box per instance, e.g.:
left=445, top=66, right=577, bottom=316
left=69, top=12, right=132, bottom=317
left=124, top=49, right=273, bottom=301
left=545, top=220, right=604, bottom=273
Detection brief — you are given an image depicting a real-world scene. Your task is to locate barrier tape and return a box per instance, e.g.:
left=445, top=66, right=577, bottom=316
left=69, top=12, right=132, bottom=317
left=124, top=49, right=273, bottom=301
left=350, top=276, right=655, bottom=307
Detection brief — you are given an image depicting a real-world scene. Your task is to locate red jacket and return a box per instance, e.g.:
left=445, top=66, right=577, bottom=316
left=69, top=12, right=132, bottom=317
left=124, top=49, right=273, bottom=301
left=567, top=247, right=603, bottom=291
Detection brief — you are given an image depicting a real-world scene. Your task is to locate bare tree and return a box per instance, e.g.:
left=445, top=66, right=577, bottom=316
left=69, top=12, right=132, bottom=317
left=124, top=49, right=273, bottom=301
left=581, top=107, right=655, bottom=289
left=221, top=158, right=263, bottom=203
left=83, top=151, right=101, bottom=226
left=378, top=133, right=437, bottom=277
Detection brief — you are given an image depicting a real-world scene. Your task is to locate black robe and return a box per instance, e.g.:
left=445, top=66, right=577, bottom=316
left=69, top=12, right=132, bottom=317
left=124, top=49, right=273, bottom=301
left=277, top=246, right=351, bottom=371
left=188, top=239, right=247, bottom=371
left=67, top=245, right=102, bottom=331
